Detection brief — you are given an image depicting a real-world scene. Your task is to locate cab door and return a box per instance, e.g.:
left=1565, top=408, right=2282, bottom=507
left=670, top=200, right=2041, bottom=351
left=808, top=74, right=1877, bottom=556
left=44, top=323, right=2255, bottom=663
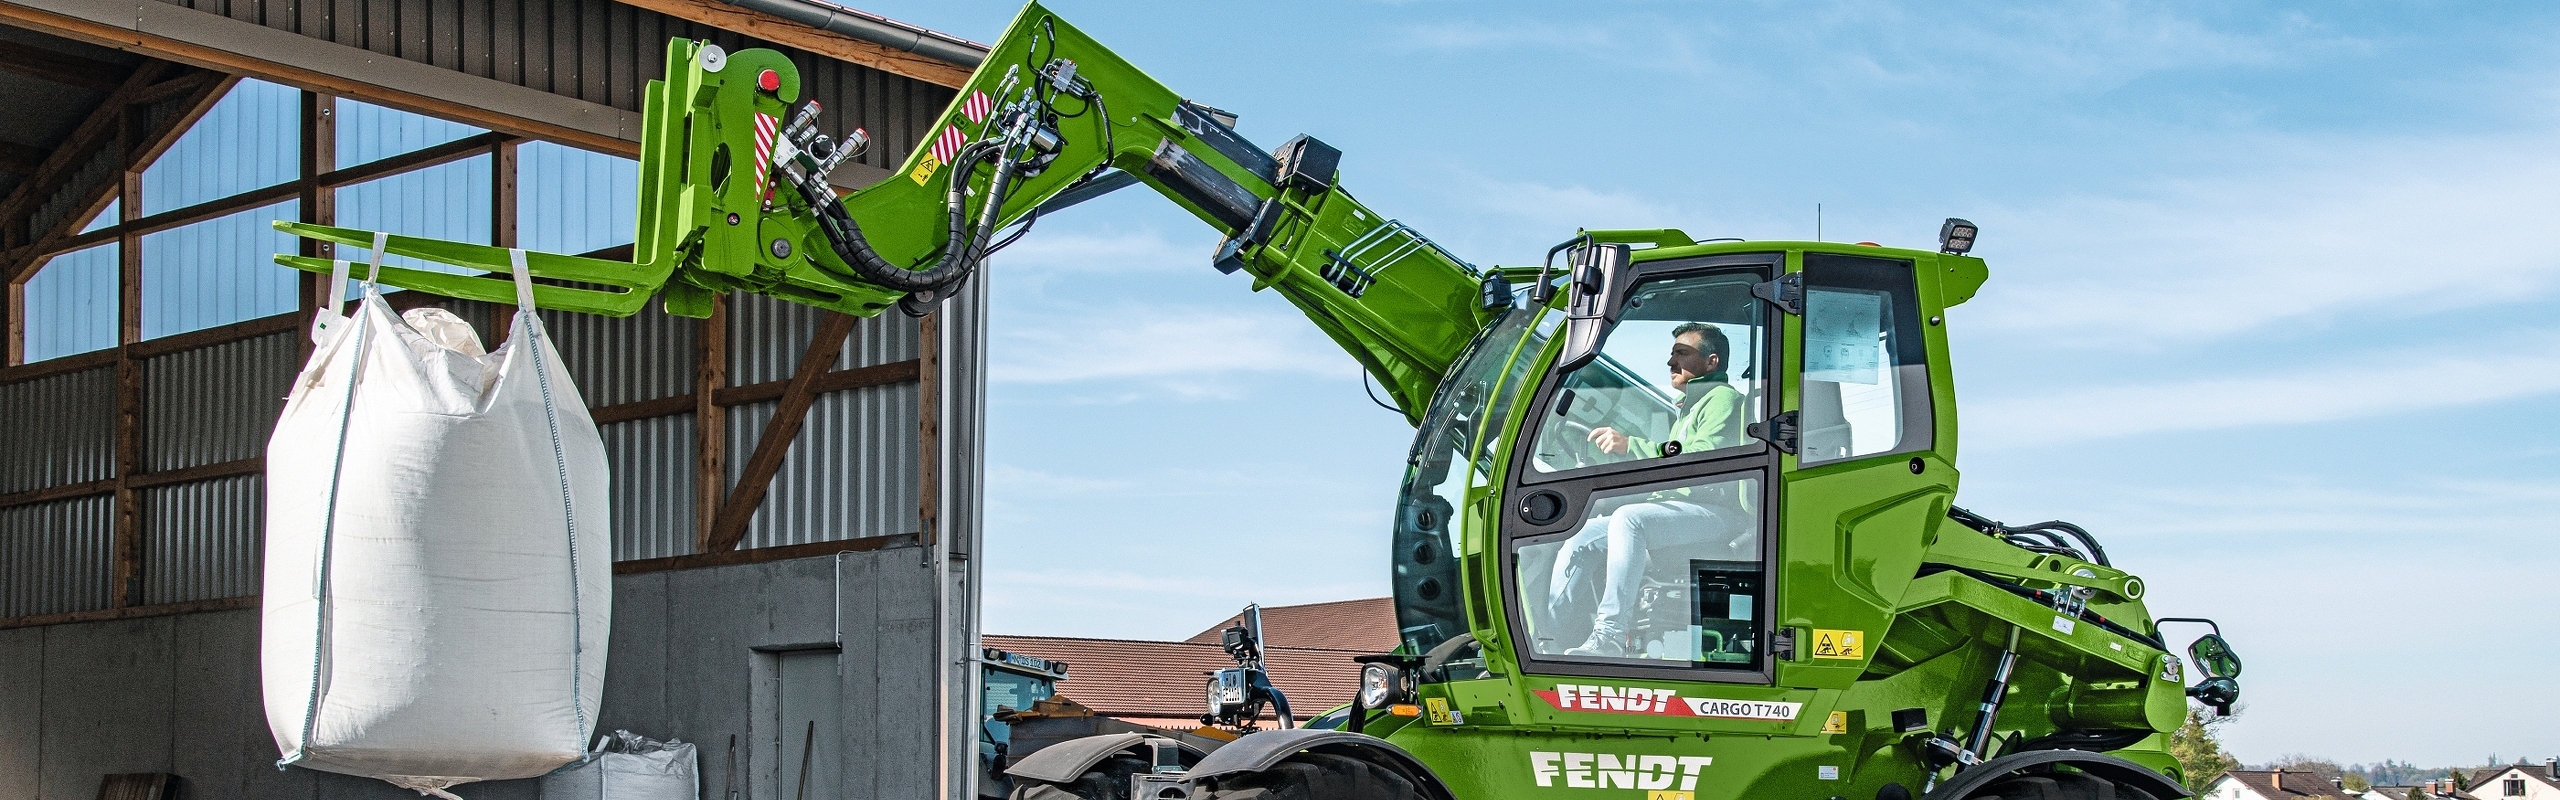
left=1500, top=252, right=1784, bottom=684
left=1772, top=251, right=1956, bottom=679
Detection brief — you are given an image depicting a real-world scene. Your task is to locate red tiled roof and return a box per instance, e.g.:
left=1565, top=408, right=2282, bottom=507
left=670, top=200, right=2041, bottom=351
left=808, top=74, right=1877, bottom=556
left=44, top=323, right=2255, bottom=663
left=983, top=634, right=1367, bottom=721
left=2220, top=771, right=2355, bottom=800
left=1181, top=598, right=1400, bottom=653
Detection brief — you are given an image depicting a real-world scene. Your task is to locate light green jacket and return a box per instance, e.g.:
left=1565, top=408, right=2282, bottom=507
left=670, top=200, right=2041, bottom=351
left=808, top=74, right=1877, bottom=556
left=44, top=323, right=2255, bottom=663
left=1626, top=378, right=1746, bottom=459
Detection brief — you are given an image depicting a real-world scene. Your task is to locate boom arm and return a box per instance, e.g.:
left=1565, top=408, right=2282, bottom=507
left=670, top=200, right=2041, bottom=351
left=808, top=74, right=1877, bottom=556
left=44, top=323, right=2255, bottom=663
left=272, top=2, right=1498, bottom=418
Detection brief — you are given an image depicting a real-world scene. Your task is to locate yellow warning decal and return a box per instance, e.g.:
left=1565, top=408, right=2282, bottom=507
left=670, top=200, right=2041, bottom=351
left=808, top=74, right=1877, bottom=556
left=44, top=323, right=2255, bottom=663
left=908, top=152, right=943, bottom=185
left=1423, top=697, right=1454, bottom=725
left=1810, top=629, right=1865, bottom=660
left=1822, top=711, right=1849, bottom=734
left=1649, top=793, right=1697, bottom=800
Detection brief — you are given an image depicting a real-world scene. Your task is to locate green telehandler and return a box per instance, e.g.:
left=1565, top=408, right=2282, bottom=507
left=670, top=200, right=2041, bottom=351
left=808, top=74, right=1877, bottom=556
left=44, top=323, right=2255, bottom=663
left=271, top=5, right=2247, bottom=800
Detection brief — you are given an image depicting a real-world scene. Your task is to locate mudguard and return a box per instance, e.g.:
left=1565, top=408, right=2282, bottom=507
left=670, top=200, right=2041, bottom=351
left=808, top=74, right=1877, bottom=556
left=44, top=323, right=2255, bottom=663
left=1186, top=729, right=1455, bottom=800
left=1004, top=733, right=1208, bottom=784
left=1920, top=749, right=2192, bottom=800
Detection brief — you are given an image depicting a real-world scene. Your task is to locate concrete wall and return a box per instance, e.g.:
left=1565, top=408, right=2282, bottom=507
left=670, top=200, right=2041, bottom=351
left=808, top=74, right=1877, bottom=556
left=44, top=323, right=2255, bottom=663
left=0, top=546, right=941, bottom=800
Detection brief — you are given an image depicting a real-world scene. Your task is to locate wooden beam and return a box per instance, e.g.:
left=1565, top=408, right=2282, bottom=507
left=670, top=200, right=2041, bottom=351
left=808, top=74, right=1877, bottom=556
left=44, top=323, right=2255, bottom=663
left=0, top=0, right=640, bottom=156
left=917, top=309, right=940, bottom=548
left=703, top=311, right=858, bottom=553
left=694, top=294, right=728, bottom=553
left=609, top=0, right=977, bottom=88
left=0, top=38, right=132, bottom=93
left=110, top=103, right=142, bottom=609
left=21, top=130, right=513, bottom=266
left=297, top=90, right=334, bottom=350
left=0, top=594, right=256, bottom=631
left=0, top=140, right=46, bottom=175
left=0, top=60, right=168, bottom=238
left=615, top=531, right=917, bottom=575
left=585, top=358, right=918, bottom=425
left=122, top=70, right=220, bottom=107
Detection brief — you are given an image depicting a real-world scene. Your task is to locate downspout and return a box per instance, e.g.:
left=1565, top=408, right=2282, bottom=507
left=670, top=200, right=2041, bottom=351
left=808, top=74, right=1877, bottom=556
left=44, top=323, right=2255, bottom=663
left=715, top=0, right=988, bottom=66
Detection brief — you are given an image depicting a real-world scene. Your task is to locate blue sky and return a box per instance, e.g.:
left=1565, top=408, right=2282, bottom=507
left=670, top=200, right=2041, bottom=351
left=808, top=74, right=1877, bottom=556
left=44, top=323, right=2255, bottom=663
left=848, top=0, right=2560, bottom=766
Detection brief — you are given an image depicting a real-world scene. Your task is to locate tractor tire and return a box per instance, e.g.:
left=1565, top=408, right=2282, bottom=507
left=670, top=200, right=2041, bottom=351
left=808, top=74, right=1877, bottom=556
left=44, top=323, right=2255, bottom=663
left=1966, top=770, right=2164, bottom=800
left=1011, top=755, right=1148, bottom=800
left=1208, top=753, right=1420, bottom=800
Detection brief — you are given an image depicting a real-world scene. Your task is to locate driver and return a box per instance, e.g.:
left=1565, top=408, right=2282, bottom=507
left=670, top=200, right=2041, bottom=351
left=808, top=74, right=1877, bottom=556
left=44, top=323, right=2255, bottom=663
left=1551, top=322, right=1751, bottom=658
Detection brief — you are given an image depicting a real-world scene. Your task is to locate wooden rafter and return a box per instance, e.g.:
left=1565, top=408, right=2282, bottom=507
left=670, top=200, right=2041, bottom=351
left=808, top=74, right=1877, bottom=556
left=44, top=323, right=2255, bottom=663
left=703, top=311, right=860, bottom=553
left=0, top=38, right=132, bottom=93
left=0, top=61, right=172, bottom=248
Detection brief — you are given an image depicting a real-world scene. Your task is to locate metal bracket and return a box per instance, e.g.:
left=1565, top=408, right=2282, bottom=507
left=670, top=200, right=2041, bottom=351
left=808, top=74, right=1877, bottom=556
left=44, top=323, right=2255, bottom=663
left=1747, top=410, right=1800, bottom=454
left=1752, top=272, right=1804, bottom=315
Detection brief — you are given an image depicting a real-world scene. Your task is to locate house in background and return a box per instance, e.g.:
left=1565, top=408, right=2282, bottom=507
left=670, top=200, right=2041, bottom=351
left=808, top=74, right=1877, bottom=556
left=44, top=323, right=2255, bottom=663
left=2457, top=762, right=2560, bottom=800
left=2207, top=770, right=2359, bottom=800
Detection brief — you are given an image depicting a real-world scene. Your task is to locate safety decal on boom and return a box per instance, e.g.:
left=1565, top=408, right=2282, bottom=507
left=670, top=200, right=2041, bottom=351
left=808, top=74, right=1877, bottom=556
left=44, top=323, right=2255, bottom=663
left=910, top=91, right=993, bottom=186
left=751, top=111, right=779, bottom=199
left=1534, top=683, right=1800, bottom=721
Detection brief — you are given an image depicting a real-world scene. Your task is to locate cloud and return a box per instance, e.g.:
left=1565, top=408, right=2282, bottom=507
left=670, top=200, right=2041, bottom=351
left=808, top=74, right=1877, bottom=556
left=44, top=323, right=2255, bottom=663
left=1967, top=131, right=2560, bottom=348
left=1967, top=332, right=2560, bottom=449
left=990, top=307, right=1353, bottom=390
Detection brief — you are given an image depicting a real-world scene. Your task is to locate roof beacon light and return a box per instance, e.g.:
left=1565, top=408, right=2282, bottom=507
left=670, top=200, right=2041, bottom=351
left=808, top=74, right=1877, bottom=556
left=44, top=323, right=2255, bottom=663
left=1939, top=218, right=1978, bottom=255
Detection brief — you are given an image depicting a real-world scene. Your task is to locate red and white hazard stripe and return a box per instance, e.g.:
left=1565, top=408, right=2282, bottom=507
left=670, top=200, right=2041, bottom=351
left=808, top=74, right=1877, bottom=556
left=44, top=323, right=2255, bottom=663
left=961, top=90, right=993, bottom=124
left=751, top=111, right=778, bottom=198
left=929, top=124, right=966, bottom=165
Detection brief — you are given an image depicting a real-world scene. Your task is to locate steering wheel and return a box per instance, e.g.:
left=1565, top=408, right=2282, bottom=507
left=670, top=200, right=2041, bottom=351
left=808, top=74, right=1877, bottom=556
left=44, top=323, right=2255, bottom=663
left=1556, top=421, right=1608, bottom=469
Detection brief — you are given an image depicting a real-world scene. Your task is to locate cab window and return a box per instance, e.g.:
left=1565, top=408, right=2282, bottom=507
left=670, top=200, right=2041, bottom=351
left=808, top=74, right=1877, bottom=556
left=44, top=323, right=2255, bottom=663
left=1798, top=253, right=1932, bottom=465
left=1528, top=270, right=1768, bottom=475
left=1512, top=472, right=1765, bottom=668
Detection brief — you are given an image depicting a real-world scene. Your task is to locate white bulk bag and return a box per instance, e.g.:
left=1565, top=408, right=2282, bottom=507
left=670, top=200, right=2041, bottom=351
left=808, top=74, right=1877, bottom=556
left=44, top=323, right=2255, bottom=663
left=539, top=730, right=701, bottom=800
left=262, top=243, right=611, bottom=798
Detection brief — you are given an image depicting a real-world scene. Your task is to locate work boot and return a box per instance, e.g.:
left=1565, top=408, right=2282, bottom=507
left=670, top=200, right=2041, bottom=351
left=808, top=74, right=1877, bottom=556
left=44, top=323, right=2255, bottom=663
left=1565, top=624, right=1626, bottom=657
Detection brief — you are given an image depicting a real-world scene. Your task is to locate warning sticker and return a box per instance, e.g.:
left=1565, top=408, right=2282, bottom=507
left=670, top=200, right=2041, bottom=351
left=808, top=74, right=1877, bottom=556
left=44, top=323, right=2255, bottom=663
left=1810, top=629, right=1864, bottom=660
left=908, top=152, right=943, bottom=185
left=1424, top=697, right=1455, bottom=725
left=1821, top=711, right=1848, bottom=734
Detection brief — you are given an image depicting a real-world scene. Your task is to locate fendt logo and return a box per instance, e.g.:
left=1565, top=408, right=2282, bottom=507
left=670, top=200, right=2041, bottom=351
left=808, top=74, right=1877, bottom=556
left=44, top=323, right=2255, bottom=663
left=1534, top=683, right=1801, bottom=722
left=1530, top=751, right=1713, bottom=797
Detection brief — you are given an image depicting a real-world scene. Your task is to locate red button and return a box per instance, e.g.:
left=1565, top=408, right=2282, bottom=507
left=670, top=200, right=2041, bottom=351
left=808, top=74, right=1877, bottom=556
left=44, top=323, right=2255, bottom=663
left=757, top=69, right=780, bottom=92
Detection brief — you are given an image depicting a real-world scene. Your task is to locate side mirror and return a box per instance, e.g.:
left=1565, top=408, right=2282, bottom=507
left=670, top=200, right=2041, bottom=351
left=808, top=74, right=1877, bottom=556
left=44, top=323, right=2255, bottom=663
left=2188, top=633, right=2241, bottom=679
left=1556, top=243, right=1630, bottom=373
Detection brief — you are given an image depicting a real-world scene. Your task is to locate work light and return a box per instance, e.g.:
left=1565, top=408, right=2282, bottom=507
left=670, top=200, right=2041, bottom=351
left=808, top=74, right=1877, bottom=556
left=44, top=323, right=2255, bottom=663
left=1357, top=662, right=1407, bottom=708
left=1938, top=218, right=1978, bottom=255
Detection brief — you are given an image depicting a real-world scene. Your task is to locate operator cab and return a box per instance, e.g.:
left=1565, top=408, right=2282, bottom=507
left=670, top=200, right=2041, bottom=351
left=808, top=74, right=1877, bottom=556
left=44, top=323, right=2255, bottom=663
left=1387, top=236, right=1950, bottom=688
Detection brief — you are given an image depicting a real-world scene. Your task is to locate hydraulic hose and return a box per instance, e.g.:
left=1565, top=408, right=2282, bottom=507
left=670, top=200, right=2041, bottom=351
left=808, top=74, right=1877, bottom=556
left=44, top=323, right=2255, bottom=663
left=793, top=137, right=1016, bottom=295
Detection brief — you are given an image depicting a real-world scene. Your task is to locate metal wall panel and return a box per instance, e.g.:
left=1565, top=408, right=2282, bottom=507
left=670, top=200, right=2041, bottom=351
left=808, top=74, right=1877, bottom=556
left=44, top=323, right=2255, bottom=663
left=16, top=243, right=118, bottom=362
left=542, top=306, right=697, bottom=408
left=0, top=367, right=115, bottom=494
left=726, top=292, right=920, bottom=385
left=140, top=79, right=297, bottom=215
left=142, top=328, right=298, bottom=472
left=137, top=202, right=302, bottom=340
left=145, top=0, right=955, bottom=177
left=140, top=474, right=262, bottom=605
left=727, top=383, right=920, bottom=548
left=601, top=413, right=697, bottom=561
left=25, top=142, right=118, bottom=242
left=0, top=496, right=113, bottom=617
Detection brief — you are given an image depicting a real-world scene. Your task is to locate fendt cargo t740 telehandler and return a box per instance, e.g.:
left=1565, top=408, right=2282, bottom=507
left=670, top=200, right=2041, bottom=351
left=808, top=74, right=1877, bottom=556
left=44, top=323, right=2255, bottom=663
left=272, top=5, right=2247, bottom=800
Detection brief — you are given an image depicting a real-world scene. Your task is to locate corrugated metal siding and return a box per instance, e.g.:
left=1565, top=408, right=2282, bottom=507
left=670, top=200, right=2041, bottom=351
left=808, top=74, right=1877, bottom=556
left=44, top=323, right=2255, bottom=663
left=542, top=306, right=696, bottom=407
left=334, top=154, right=494, bottom=275
left=0, top=496, right=114, bottom=617
left=17, top=242, right=119, bottom=362
left=26, top=142, right=119, bottom=241
left=949, top=271, right=988, bottom=553
left=727, top=383, right=919, bottom=548
left=145, top=0, right=954, bottom=176
left=141, top=474, right=262, bottom=604
left=519, top=141, right=638, bottom=256
left=139, top=78, right=297, bottom=215
left=601, top=413, right=696, bottom=561
left=726, top=292, right=919, bottom=384
left=337, top=95, right=484, bottom=165
left=0, top=366, right=116, bottom=494
left=142, top=328, right=298, bottom=471
left=138, top=201, right=301, bottom=339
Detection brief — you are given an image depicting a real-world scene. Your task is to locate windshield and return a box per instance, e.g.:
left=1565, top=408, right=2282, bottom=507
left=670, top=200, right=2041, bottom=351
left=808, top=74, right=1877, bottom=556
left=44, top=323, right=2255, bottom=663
left=1390, top=302, right=1551, bottom=660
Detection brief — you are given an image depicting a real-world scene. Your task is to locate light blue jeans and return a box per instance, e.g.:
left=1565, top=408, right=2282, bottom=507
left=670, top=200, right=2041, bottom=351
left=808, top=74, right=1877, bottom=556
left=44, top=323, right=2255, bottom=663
left=1547, top=500, right=1750, bottom=642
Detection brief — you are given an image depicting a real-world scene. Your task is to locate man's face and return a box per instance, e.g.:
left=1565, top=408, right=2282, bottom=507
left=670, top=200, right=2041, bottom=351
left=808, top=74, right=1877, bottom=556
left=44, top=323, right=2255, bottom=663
left=1668, top=331, right=1722, bottom=389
